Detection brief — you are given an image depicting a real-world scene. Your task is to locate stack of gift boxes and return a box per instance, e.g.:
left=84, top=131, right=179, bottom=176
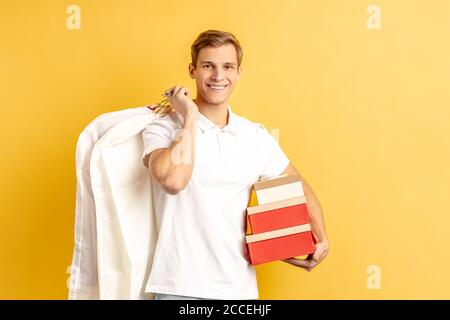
left=245, top=173, right=316, bottom=265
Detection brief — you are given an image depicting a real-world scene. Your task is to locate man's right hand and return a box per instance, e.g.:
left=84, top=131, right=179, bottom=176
left=166, top=85, right=198, bottom=120
left=147, top=86, right=198, bottom=195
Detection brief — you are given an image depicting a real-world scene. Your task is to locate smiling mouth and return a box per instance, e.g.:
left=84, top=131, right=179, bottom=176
left=206, top=84, right=228, bottom=91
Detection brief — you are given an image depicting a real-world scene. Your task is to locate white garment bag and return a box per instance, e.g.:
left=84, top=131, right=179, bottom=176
left=69, top=106, right=159, bottom=299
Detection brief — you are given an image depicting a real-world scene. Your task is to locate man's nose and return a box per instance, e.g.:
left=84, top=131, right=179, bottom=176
left=211, top=68, right=225, bottom=81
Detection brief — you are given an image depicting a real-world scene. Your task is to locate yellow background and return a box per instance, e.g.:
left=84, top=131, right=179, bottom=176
left=1, top=0, right=449, bottom=299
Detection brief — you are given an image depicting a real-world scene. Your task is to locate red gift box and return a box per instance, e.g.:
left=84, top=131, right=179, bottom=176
left=247, top=196, right=309, bottom=234
left=245, top=225, right=315, bottom=265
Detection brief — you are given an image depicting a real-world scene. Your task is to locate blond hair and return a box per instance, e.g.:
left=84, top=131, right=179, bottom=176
left=191, top=29, right=243, bottom=67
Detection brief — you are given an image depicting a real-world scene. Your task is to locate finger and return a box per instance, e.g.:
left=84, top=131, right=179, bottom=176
left=314, top=245, right=329, bottom=262
left=317, top=249, right=327, bottom=262
left=309, top=259, right=320, bottom=269
left=289, top=256, right=321, bottom=268
left=312, top=249, right=322, bottom=262
left=181, top=86, right=191, bottom=97
left=166, top=86, right=180, bottom=102
left=283, top=259, right=314, bottom=272
left=172, top=85, right=184, bottom=97
left=164, top=86, right=178, bottom=97
left=283, top=258, right=311, bottom=268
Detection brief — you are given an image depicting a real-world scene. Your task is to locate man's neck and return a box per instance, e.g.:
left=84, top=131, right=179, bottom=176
left=193, top=96, right=229, bottom=128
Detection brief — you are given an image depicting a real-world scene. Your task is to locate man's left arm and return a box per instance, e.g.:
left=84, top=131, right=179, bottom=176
left=281, top=162, right=329, bottom=271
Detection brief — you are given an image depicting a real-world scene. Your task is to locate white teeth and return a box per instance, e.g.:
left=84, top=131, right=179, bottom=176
left=208, top=84, right=227, bottom=90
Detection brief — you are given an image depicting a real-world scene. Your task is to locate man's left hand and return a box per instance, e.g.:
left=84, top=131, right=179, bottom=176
left=283, top=241, right=329, bottom=271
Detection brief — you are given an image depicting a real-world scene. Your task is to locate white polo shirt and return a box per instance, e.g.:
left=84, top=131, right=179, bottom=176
left=141, top=105, right=290, bottom=299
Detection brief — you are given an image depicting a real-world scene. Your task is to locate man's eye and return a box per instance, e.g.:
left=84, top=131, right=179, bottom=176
left=225, top=66, right=234, bottom=69
left=203, top=65, right=211, bottom=69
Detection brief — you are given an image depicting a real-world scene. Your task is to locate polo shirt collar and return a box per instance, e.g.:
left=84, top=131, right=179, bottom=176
left=197, top=105, right=239, bottom=135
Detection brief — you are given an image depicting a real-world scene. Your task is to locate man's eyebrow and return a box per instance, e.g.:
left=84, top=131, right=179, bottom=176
left=199, top=61, right=237, bottom=66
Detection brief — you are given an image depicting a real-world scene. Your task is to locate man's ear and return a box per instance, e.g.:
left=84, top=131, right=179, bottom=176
left=188, top=63, right=195, bottom=79
left=237, top=65, right=242, bottom=80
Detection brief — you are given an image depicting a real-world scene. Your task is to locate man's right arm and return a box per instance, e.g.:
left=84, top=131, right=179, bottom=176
left=146, top=110, right=198, bottom=195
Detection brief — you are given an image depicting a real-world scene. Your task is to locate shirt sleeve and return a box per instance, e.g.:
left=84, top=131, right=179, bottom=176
left=141, top=114, right=181, bottom=166
left=256, top=123, right=290, bottom=181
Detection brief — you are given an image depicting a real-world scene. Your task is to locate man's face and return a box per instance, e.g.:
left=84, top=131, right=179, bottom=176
left=189, top=44, right=242, bottom=105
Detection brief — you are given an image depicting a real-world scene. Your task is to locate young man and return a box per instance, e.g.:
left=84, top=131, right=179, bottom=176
left=142, top=30, right=329, bottom=300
